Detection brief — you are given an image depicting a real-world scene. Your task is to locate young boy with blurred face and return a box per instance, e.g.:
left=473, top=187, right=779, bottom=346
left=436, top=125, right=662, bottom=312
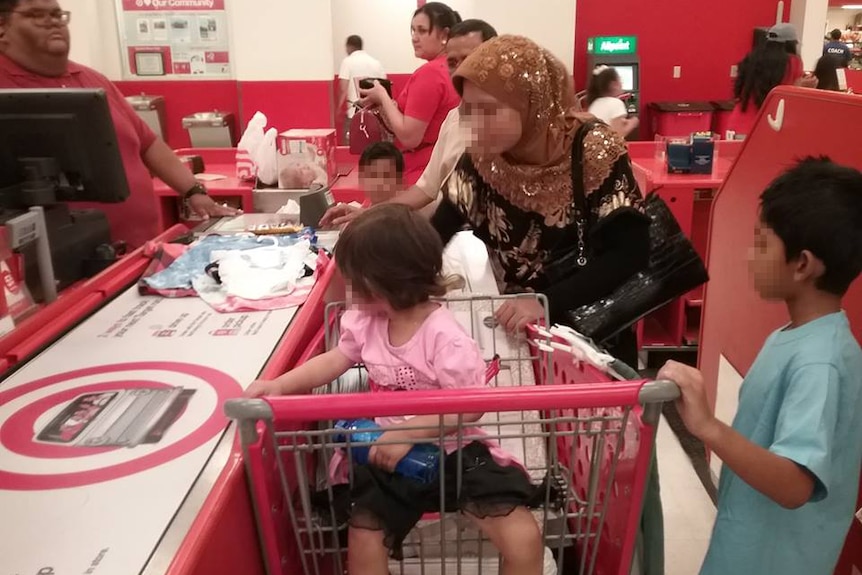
left=659, top=157, right=862, bottom=575
left=358, top=142, right=404, bottom=205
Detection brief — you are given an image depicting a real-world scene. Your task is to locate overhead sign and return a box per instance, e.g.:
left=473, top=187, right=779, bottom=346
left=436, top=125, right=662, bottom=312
left=587, top=36, right=638, bottom=55
left=115, top=0, right=232, bottom=79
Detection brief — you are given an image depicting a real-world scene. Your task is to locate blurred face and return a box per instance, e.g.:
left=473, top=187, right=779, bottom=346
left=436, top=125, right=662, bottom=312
left=748, top=220, right=795, bottom=300
left=460, top=80, right=523, bottom=156
left=609, top=78, right=624, bottom=97
left=359, top=158, right=400, bottom=205
left=411, top=13, right=447, bottom=61
left=0, top=0, right=70, bottom=59
left=344, top=280, right=388, bottom=314
left=447, top=31, right=484, bottom=76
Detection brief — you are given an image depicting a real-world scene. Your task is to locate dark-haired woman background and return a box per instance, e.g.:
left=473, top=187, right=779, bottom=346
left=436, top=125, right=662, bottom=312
left=728, top=23, right=816, bottom=137
left=814, top=54, right=843, bottom=92
left=586, top=66, right=640, bottom=138
left=358, top=2, right=461, bottom=186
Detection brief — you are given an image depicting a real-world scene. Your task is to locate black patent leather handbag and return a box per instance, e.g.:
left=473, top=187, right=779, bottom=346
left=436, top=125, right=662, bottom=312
left=560, top=123, right=710, bottom=343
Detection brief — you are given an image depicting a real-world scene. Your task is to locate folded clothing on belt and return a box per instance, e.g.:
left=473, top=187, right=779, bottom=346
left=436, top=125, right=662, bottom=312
left=139, top=230, right=315, bottom=295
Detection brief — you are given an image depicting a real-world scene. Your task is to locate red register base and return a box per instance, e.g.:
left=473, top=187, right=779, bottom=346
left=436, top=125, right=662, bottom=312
left=699, top=87, right=862, bottom=574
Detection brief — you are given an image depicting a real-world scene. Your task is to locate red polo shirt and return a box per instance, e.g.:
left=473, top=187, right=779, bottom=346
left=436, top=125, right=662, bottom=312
left=0, top=54, right=159, bottom=248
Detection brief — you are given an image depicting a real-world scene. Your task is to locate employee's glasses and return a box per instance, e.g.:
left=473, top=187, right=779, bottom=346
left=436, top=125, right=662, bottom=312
left=12, top=9, right=72, bottom=25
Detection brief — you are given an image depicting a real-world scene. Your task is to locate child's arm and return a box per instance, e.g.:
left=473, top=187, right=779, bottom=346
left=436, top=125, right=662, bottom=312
left=245, top=349, right=354, bottom=398
left=659, top=361, right=816, bottom=509
left=369, top=414, right=484, bottom=473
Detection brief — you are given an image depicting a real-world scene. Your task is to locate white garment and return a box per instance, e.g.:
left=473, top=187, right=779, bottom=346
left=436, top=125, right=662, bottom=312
left=415, top=107, right=464, bottom=202
left=338, top=50, right=386, bottom=118
left=210, top=240, right=314, bottom=301
left=588, top=96, right=628, bottom=125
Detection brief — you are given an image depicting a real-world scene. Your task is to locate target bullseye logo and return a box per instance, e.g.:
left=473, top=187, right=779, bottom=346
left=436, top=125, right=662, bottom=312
left=0, top=362, right=241, bottom=491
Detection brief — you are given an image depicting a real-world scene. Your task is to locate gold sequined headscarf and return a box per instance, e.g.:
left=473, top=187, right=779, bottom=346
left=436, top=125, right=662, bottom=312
left=453, top=35, right=589, bottom=223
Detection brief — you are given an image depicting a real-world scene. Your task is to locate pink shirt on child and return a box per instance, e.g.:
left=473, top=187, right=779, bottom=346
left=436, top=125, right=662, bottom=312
left=329, top=306, right=517, bottom=481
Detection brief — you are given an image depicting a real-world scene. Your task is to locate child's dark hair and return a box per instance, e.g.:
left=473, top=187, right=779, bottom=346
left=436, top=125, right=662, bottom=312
left=359, top=142, right=404, bottom=177
left=760, top=156, right=862, bottom=295
left=335, top=204, right=460, bottom=310
left=413, top=2, right=461, bottom=34
left=587, top=67, right=620, bottom=106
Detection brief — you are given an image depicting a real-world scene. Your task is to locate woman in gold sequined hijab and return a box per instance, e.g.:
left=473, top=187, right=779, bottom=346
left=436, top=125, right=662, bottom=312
left=451, top=35, right=584, bottom=222
left=432, top=35, right=651, bottom=365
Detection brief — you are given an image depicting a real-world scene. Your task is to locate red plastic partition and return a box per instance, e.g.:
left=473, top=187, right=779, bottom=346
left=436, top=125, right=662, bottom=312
left=699, top=87, right=862, bottom=575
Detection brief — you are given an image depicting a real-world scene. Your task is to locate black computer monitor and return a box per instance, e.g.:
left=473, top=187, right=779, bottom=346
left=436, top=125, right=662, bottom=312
left=0, top=89, right=130, bottom=210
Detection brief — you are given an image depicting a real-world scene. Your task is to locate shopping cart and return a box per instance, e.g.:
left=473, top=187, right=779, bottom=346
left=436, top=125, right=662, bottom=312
left=225, top=294, right=677, bottom=575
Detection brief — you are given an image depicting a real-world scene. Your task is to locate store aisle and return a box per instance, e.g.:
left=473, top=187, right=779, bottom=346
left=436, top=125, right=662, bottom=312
left=657, top=415, right=716, bottom=575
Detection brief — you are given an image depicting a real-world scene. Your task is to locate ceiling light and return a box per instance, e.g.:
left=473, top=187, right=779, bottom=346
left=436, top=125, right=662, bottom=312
left=841, top=4, right=862, bottom=9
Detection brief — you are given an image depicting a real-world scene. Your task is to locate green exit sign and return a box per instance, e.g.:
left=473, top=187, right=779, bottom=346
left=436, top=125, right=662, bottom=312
left=587, top=36, right=638, bottom=55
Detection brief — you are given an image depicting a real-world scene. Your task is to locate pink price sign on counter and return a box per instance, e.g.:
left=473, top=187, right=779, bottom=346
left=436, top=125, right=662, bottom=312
left=0, top=287, right=298, bottom=574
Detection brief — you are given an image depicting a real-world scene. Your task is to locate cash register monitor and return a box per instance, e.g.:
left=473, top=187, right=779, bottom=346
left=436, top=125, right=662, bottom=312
left=0, top=89, right=129, bottom=300
left=0, top=88, right=130, bottom=208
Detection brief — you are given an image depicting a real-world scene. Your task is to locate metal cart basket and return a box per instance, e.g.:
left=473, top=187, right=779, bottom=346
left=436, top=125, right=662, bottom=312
left=225, top=294, right=677, bottom=575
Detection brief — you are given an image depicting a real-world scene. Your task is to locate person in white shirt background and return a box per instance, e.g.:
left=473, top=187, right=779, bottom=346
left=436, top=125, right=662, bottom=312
left=338, top=35, right=387, bottom=144
left=322, top=19, right=498, bottom=227
left=587, top=65, right=640, bottom=138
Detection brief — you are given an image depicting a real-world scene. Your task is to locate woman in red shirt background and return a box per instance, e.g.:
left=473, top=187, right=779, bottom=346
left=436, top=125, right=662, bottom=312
left=359, top=3, right=461, bottom=186
left=728, top=23, right=816, bottom=137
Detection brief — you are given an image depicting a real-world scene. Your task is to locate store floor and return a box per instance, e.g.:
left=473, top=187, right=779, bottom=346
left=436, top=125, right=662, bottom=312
left=656, top=414, right=716, bottom=575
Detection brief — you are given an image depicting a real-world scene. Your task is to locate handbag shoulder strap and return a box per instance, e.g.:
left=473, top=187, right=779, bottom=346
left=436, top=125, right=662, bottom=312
left=570, top=121, right=598, bottom=218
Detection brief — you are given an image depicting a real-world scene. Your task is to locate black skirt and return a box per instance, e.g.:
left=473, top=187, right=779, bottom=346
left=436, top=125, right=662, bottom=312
left=312, top=441, right=557, bottom=560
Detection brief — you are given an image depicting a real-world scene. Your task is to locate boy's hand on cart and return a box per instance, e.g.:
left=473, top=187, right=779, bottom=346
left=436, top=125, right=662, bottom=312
left=320, top=204, right=364, bottom=228
left=495, top=298, right=544, bottom=334
left=369, top=430, right=414, bottom=472
left=244, top=379, right=283, bottom=398
left=657, top=361, right=717, bottom=440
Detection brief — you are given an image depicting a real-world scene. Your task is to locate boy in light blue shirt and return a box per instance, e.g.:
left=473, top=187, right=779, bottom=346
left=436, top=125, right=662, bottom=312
left=660, top=157, right=862, bottom=575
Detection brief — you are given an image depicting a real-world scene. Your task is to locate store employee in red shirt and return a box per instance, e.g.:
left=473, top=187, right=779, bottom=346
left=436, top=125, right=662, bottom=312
left=0, top=0, right=238, bottom=248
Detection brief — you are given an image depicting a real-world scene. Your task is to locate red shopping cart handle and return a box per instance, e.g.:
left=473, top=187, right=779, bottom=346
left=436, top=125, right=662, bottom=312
left=226, top=380, right=679, bottom=423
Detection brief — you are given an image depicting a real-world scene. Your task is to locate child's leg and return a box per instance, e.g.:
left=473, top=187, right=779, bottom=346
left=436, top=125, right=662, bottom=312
left=348, top=526, right=389, bottom=575
left=468, top=507, right=544, bottom=575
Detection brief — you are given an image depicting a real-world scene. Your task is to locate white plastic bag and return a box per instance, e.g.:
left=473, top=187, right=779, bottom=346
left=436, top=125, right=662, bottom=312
left=255, top=128, right=279, bottom=186
left=236, top=112, right=267, bottom=181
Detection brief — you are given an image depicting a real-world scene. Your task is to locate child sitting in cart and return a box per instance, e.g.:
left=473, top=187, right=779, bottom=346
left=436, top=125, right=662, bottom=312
left=659, top=157, right=862, bottom=575
left=246, top=203, right=546, bottom=575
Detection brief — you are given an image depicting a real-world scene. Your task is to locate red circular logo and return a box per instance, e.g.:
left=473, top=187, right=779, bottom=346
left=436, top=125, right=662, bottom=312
left=0, top=362, right=241, bottom=490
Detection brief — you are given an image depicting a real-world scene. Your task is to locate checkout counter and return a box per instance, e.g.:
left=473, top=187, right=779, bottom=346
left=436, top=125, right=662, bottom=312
left=0, top=221, right=342, bottom=575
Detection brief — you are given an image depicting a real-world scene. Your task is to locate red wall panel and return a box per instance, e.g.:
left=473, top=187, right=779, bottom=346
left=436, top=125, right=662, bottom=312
left=115, top=80, right=240, bottom=149
left=575, top=0, right=791, bottom=137
left=238, top=81, right=335, bottom=134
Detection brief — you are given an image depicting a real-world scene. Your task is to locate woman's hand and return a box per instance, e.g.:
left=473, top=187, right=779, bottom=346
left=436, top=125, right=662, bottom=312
left=188, top=194, right=242, bottom=219
left=244, top=379, right=283, bottom=398
left=368, top=430, right=414, bottom=472
left=319, top=203, right=365, bottom=228
left=358, top=80, right=389, bottom=108
left=494, top=298, right=545, bottom=334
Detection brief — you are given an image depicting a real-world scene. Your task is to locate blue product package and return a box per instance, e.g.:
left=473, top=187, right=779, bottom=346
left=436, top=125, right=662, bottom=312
left=691, top=135, right=715, bottom=175
left=333, top=419, right=441, bottom=483
left=666, top=142, right=692, bottom=174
